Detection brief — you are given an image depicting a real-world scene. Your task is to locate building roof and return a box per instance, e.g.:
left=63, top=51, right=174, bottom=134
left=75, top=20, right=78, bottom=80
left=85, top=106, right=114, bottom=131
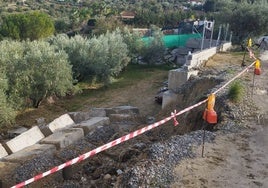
left=120, top=11, right=136, bottom=19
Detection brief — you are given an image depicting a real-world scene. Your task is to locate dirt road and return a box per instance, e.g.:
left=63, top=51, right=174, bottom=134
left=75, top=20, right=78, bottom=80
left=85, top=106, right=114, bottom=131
left=171, top=52, right=268, bottom=188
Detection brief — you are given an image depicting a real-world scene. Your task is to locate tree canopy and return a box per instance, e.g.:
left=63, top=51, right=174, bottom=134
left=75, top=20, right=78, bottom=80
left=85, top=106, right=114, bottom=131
left=0, top=40, right=75, bottom=109
left=0, top=11, right=55, bottom=41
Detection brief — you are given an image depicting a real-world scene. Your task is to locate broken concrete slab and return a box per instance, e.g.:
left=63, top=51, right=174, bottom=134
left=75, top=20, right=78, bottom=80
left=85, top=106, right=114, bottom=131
left=40, top=128, right=84, bottom=149
left=0, top=144, right=8, bottom=159
left=106, top=106, right=139, bottom=116
left=69, top=108, right=107, bottom=123
left=77, top=117, right=110, bottom=135
left=68, top=111, right=91, bottom=123
left=5, top=126, right=45, bottom=154
left=3, top=144, right=56, bottom=163
left=88, top=108, right=107, bottom=117
left=41, top=114, right=75, bottom=136
left=109, top=114, right=139, bottom=124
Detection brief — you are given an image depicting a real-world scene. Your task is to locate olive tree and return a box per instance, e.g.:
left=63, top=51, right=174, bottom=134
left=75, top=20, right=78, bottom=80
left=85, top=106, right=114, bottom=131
left=50, top=30, right=130, bottom=84
left=0, top=11, right=55, bottom=41
left=49, top=34, right=91, bottom=81
left=0, top=40, right=75, bottom=108
left=208, top=1, right=268, bottom=44
left=140, top=25, right=165, bottom=64
left=0, top=70, right=16, bottom=126
left=121, top=27, right=145, bottom=63
left=88, top=29, right=130, bottom=83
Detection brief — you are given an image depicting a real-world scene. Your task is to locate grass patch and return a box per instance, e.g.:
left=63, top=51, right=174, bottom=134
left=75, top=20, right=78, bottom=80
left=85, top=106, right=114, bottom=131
left=228, top=81, right=244, bottom=103
left=57, top=63, right=171, bottom=111
left=15, top=63, right=170, bottom=126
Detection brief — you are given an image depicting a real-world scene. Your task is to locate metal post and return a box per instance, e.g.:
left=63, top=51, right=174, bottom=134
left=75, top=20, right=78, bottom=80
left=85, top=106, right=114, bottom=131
left=209, top=20, right=215, bottom=48
left=241, top=50, right=247, bottom=67
left=229, top=31, right=233, bottom=42
left=252, top=71, right=256, bottom=97
left=224, top=23, right=229, bottom=42
left=201, top=19, right=206, bottom=51
left=201, top=122, right=207, bottom=157
left=216, top=25, right=222, bottom=47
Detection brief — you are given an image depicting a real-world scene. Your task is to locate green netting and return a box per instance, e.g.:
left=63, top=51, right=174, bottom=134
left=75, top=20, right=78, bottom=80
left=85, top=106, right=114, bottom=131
left=142, top=33, right=202, bottom=48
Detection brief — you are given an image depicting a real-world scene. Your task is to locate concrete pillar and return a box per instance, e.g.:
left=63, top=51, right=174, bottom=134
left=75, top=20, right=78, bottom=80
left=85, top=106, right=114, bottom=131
left=162, top=90, right=178, bottom=109
left=168, top=68, right=199, bottom=92
left=168, top=69, right=188, bottom=92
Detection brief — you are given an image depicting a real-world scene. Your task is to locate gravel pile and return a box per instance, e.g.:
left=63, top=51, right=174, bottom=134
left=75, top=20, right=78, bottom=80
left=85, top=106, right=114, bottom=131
left=119, top=130, right=216, bottom=187
left=14, top=153, right=62, bottom=183
left=117, top=63, right=257, bottom=187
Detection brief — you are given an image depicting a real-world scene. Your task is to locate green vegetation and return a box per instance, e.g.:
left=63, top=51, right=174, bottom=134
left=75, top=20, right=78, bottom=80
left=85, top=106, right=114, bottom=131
left=0, top=11, right=55, bottom=40
left=0, top=25, right=166, bottom=127
left=0, top=40, right=76, bottom=110
left=228, top=81, right=245, bottom=103
left=0, top=0, right=267, bottom=128
left=54, top=63, right=170, bottom=112
left=204, top=0, right=268, bottom=44
left=139, top=25, right=166, bottom=64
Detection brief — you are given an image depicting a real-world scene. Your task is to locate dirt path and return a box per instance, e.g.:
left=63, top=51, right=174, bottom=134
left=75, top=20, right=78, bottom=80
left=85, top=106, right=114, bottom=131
left=171, top=52, right=268, bottom=188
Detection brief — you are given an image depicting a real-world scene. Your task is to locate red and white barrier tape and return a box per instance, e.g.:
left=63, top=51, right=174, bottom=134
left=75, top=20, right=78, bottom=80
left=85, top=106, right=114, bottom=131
left=213, top=61, right=255, bottom=95
left=12, top=104, right=201, bottom=188
left=11, top=50, right=257, bottom=188
left=213, top=47, right=257, bottom=95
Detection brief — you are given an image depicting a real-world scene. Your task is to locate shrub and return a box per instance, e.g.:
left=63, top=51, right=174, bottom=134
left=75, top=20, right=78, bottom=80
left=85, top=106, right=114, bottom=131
left=228, top=81, right=244, bottom=102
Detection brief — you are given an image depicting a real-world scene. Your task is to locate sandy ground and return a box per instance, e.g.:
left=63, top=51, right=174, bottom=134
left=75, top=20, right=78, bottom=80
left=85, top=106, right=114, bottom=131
left=171, top=51, right=268, bottom=188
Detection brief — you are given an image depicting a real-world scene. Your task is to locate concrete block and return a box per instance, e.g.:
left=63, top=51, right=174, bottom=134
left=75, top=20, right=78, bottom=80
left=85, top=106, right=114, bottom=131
left=5, top=126, right=45, bottom=154
left=44, top=114, right=75, bottom=136
left=0, top=144, right=8, bottom=159
left=106, top=106, right=139, bottom=116
left=88, top=108, right=107, bottom=117
left=40, top=128, right=84, bottom=149
left=168, top=68, right=199, bottom=93
left=221, top=42, right=232, bottom=51
left=3, top=144, right=56, bottom=163
left=109, top=114, right=138, bottom=124
left=68, top=111, right=91, bottom=123
left=69, top=108, right=107, bottom=123
left=168, top=69, right=188, bottom=92
left=77, top=117, right=110, bottom=135
left=162, top=90, right=178, bottom=109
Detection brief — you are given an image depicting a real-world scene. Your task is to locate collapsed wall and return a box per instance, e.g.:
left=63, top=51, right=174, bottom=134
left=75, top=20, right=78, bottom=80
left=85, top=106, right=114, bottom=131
left=0, top=106, right=142, bottom=188
left=162, top=42, right=232, bottom=109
